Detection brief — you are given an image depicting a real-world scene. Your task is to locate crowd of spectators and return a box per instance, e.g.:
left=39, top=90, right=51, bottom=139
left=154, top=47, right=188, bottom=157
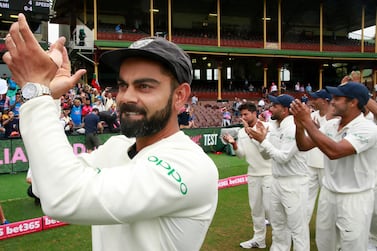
left=59, top=84, right=120, bottom=135
left=0, top=75, right=121, bottom=140
left=0, top=74, right=21, bottom=139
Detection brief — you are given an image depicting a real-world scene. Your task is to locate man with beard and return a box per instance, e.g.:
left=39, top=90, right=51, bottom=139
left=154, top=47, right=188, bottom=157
left=291, top=82, right=377, bottom=251
left=222, top=102, right=272, bottom=249
left=305, top=89, right=335, bottom=224
left=3, top=14, right=218, bottom=251
left=247, top=94, right=310, bottom=251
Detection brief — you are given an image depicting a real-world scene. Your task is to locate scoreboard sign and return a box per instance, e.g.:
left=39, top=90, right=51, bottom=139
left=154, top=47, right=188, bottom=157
left=0, top=0, right=50, bottom=16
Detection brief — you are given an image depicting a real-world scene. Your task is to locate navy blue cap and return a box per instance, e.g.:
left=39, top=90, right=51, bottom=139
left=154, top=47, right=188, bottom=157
left=325, top=82, right=369, bottom=106
left=100, top=37, right=193, bottom=85
left=268, top=94, right=294, bottom=108
left=309, top=89, right=332, bottom=101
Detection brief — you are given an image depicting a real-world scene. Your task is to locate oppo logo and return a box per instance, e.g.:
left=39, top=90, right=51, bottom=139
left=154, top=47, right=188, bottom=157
left=148, top=156, right=188, bottom=195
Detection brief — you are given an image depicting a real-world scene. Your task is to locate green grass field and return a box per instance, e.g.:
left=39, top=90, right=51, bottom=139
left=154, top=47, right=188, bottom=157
left=0, top=153, right=318, bottom=251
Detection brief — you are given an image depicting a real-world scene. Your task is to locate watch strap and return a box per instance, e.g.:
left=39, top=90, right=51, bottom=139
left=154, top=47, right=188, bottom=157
left=21, top=82, right=51, bottom=102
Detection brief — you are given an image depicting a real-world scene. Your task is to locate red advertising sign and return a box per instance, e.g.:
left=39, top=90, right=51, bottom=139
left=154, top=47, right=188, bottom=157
left=42, top=216, right=68, bottom=230
left=0, top=217, right=42, bottom=240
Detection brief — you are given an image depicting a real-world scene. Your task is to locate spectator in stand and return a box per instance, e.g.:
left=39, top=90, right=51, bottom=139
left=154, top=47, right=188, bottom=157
left=0, top=204, right=9, bottom=225
left=115, top=24, right=122, bottom=33
left=1, top=107, right=9, bottom=121
left=221, top=107, right=232, bottom=127
left=6, top=78, right=19, bottom=104
left=191, top=94, right=198, bottom=105
left=84, top=84, right=93, bottom=103
left=3, top=110, right=19, bottom=138
left=262, top=86, right=268, bottom=98
left=10, top=91, right=23, bottom=117
left=281, top=82, right=287, bottom=93
left=248, top=83, right=255, bottom=92
left=79, top=91, right=87, bottom=102
left=0, top=116, right=5, bottom=139
left=109, top=103, right=117, bottom=115
left=99, top=110, right=120, bottom=133
left=60, top=107, right=74, bottom=134
left=232, top=97, right=242, bottom=118
left=103, top=88, right=116, bottom=111
left=60, top=92, right=71, bottom=107
left=188, top=107, right=196, bottom=128
left=295, top=81, right=300, bottom=92
left=81, top=98, right=93, bottom=118
left=257, top=97, right=265, bottom=108
left=299, top=84, right=305, bottom=93
left=83, top=108, right=103, bottom=153
left=0, top=78, right=10, bottom=113
left=270, top=82, right=278, bottom=94
left=92, top=88, right=102, bottom=104
left=223, top=102, right=272, bottom=249
left=115, top=24, right=123, bottom=40
left=301, top=94, right=309, bottom=104
left=70, top=98, right=83, bottom=128
left=305, top=83, right=312, bottom=93
left=92, top=97, right=106, bottom=112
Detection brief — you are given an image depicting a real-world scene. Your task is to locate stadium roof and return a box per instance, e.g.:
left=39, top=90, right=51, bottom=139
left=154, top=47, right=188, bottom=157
left=95, top=40, right=377, bottom=61
left=51, top=0, right=377, bottom=34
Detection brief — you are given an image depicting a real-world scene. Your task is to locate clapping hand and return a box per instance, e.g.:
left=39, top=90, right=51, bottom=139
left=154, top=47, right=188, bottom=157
left=2, top=13, right=86, bottom=99
left=241, top=118, right=268, bottom=143
left=289, top=99, right=312, bottom=128
left=222, top=133, right=235, bottom=144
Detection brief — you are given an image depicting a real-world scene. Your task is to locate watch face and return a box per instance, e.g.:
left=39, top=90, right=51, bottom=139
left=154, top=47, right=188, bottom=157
left=22, top=83, right=38, bottom=99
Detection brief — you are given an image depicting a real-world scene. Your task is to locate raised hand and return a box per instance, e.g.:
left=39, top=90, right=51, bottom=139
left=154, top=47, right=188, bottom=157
left=247, top=121, right=268, bottom=143
left=2, top=13, right=86, bottom=98
left=3, top=14, right=60, bottom=87
left=222, top=133, right=235, bottom=144
left=48, top=37, right=86, bottom=98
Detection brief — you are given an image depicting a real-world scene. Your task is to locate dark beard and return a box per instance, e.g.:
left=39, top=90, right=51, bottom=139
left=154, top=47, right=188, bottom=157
left=119, top=96, right=173, bottom=138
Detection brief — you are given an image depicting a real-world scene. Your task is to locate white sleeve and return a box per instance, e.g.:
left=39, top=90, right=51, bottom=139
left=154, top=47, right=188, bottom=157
left=20, top=96, right=217, bottom=225
left=260, top=132, right=299, bottom=164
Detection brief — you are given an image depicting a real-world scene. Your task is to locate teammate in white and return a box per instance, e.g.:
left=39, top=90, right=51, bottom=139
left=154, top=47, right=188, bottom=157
left=362, top=89, right=377, bottom=251
left=222, top=102, right=272, bottom=249
left=291, top=82, right=377, bottom=250
left=248, top=94, right=310, bottom=251
left=306, top=89, right=335, bottom=223
left=3, top=14, right=218, bottom=251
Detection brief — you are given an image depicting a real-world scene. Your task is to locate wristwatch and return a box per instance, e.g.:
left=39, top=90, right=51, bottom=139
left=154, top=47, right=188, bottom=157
left=21, top=82, right=51, bottom=101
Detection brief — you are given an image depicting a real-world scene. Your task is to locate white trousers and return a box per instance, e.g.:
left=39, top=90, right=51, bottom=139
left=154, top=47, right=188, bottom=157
left=316, top=187, right=374, bottom=251
left=369, top=185, right=377, bottom=246
left=269, top=176, right=310, bottom=251
left=306, top=166, right=324, bottom=223
left=247, top=175, right=273, bottom=243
